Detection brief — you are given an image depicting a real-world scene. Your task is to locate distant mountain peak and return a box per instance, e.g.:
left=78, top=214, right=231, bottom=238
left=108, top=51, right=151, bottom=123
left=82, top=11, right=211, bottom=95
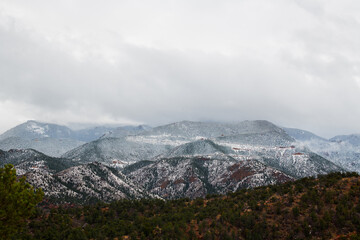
left=330, top=134, right=360, bottom=146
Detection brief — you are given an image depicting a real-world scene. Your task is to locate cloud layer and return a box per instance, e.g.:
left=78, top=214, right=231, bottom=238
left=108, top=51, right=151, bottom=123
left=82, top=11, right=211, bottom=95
left=0, top=0, right=360, bottom=137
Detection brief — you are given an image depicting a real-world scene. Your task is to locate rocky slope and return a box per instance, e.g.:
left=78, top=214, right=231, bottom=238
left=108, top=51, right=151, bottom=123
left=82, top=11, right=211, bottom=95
left=124, top=156, right=293, bottom=199
left=0, top=148, right=76, bottom=175
left=122, top=138, right=342, bottom=199
left=25, top=162, right=157, bottom=203
left=1, top=149, right=157, bottom=203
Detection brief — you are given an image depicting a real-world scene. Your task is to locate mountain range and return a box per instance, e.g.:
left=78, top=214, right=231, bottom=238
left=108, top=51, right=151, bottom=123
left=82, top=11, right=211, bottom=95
left=0, top=119, right=350, bottom=203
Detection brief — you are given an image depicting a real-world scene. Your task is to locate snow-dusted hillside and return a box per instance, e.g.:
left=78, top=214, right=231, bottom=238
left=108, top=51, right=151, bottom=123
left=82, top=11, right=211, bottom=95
left=215, top=130, right=293, bottom=147
left=1, top=149, right=158, bottom=202
left=284, top=127, right=360, bottom=173
left=157, top=139, right=235, bottom=159
left=25, top=162, right=158, bottom=203
left=62, top=120, right=294, bottom=166
left=128, top=120, right=293, bottom=146
left=301, top=140, right=360, bottom=173
left=62, top=137, right=172, bottom=165
left=155, top=138, right=343, bottom=178
left=0, top=148, right=76, bottom=175
left=61, top=120, right=344, bottom=180
left=124, top=156, right=293, bottom=199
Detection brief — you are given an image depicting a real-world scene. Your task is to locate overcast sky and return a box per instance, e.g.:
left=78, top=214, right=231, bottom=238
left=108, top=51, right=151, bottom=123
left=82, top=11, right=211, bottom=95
left=0, top=0, right=360, bottom=138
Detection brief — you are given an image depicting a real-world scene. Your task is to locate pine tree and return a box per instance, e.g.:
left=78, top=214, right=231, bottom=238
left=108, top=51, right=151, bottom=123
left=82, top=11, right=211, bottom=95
left=0, top=164, right=43, bottom=239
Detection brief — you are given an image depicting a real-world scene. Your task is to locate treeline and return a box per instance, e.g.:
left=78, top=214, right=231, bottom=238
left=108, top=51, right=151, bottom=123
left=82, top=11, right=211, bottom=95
left=16, top=172, right=360, bottom=239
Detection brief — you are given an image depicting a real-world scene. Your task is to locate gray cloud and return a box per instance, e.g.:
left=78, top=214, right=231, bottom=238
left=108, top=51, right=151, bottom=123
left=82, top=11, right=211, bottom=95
left=0, top=1, right=360, bottom=138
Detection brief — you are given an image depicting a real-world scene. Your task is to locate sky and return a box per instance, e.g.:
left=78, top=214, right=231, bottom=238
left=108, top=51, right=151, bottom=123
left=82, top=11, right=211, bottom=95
left=0, top=0, right=360, bottom=138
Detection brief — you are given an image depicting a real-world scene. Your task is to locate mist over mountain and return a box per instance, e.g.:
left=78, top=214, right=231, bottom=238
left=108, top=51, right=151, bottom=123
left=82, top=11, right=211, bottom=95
left=143, top=120, right=287, bottom=139
left=101, top=125, right=152, bottom=139
left=0, top=136, right=84, bottom=157
left=0, top=120, right=129, bottom=142
left=282, top=127, right=327, bottom=142
left=2, top=2, right=359, bottom=238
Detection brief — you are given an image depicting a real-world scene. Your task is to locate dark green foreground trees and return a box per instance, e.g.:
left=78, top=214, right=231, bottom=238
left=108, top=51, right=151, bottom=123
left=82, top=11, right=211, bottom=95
left=0, top=164, right=43, bottom=239
left=15, top=172, right=360, bottom=239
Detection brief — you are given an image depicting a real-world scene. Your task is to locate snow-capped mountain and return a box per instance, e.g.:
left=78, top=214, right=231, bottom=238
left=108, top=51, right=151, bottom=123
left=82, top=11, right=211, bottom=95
left=283, top=127, right=360, bottom=173
left=0, top=120, right=75, bottom=140
left=61, top=120, right=293, bottom=166
left=0, top=121, right=87, bottom=157
left=0, top=120, right=119, bottom=141
left=0, top=120, right=149, bottom=157
left=124, top=121, right=295, bottom=154
left=62, top=121, right=342, bottom=176
left=132, top=120, right=293, bottom=145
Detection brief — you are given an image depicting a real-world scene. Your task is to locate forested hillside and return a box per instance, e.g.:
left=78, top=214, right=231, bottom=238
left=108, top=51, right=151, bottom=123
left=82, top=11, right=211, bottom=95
left=17, top=172, right=360, bottom=239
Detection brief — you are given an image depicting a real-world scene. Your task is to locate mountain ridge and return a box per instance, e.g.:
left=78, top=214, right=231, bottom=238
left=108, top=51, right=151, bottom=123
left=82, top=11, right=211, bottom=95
left=0, top=119, right=350, bottom=203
